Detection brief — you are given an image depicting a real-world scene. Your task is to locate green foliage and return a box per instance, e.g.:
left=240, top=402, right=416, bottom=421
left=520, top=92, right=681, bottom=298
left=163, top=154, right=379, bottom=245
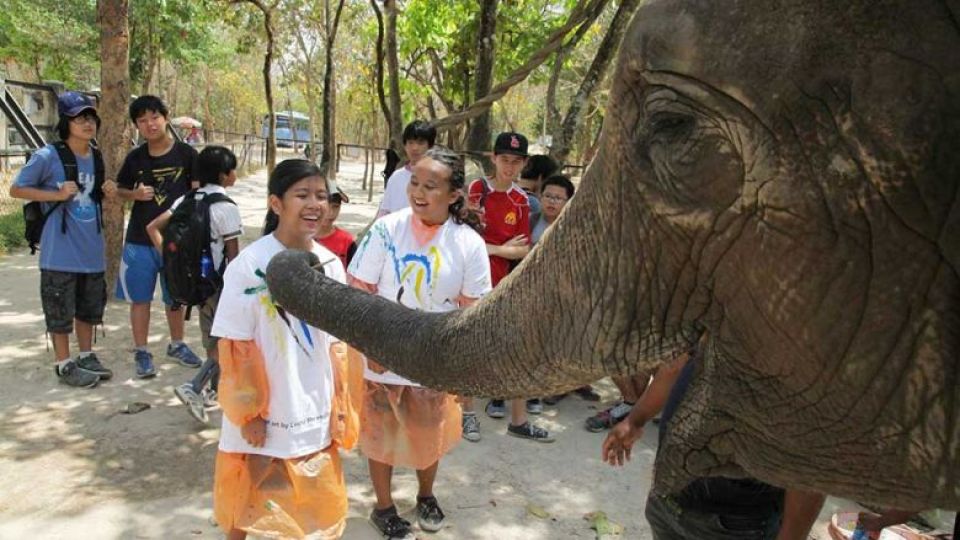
left=129, top=0, right=222, bottom=84
left=0, top=0, right=98, bottom=86
left=0, top=211, right=26, bottom=254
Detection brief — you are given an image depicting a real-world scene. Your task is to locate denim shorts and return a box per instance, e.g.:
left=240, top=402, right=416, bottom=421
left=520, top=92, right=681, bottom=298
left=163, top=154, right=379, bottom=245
left=40, top=270, right=106, bottom=334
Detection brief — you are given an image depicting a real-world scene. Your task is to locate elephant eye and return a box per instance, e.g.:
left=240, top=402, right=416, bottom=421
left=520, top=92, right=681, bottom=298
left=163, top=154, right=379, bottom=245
left=648, top=111, right=696, bottom=143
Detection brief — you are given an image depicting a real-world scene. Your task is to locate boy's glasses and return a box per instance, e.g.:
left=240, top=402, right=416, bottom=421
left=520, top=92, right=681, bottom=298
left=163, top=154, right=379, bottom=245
left=542, top=194, right=568, bottom=203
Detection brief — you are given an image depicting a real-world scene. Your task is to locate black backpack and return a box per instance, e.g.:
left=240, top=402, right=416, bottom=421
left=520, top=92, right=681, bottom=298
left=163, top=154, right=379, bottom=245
left=161, top=190, right=235, bottom=316
left=23, top=141, right=105, bottom=254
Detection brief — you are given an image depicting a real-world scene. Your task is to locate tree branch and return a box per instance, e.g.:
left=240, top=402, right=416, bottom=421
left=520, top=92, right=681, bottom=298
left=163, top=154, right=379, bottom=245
left=430, top=0, right=606, bottom=131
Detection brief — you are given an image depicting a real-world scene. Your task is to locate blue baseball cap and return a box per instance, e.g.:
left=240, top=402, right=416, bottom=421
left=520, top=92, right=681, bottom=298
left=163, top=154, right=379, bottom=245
left=57, top=91, right=97, bottom=117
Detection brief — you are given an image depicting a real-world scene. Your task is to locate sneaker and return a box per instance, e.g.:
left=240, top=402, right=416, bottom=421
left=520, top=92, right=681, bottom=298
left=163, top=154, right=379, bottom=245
left=200, top=387, right=219, bottom=410
left=485, top=399, right=506, bottom=419
left=461, top=413, right=481, bottom=442
left=134, top=349, right=157, bottom=379
left=370, top=506, right=415, bottom=539
left=167, top=342, right=202, bottom=368
left=56, top=360, right=99, bottom=388
left=174, top=383, right=208, bottom=424
left=416, top=496, right=446, bottom=532
left=507, top=422, right=555, bottom=443
left=526, top=398, right=543, bottom=415
left=76, top=353, right=113, bottom=380
left=585, top=401, right=633, bottom=432
left=573, top=385, right=602, bottom=402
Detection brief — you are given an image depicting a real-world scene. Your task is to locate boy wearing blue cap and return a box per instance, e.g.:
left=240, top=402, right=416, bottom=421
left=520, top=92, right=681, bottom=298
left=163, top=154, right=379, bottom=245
left=9, top=91, right=118, bottom=388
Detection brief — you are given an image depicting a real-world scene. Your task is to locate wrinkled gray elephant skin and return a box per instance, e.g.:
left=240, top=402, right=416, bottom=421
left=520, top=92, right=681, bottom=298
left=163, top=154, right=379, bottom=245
left=267, top=0, right=959, bottom=510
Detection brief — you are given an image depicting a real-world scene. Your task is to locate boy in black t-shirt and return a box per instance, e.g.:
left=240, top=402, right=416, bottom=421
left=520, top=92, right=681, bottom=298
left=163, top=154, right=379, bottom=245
left=115, top=95, right=202, bottom=378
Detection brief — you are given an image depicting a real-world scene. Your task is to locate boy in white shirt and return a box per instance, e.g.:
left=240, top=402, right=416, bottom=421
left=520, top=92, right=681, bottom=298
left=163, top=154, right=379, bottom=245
left=377, top=120, right=436, bottom=217
left=146, top=146, right=243, bottom=424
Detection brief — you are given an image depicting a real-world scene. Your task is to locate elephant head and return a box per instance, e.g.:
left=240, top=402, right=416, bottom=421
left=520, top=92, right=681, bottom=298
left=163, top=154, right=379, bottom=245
left=267, top=0, right=959, bottom=509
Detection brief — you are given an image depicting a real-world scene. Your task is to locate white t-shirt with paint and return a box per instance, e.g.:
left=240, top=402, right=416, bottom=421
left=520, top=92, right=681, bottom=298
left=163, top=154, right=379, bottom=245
left=169, top=184, right=243, bottom=270
left=212, top=233, right=346, bottom=459
left=378, top=166, right=412, bottom=215
left=348, top=207, right=492, bottom=385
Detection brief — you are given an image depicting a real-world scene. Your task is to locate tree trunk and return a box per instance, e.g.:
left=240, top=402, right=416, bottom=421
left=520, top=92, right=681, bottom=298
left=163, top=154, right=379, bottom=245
left=430, top=0, right=606, bottom=132
left=369, top=0, right=393, bottom=152
left=545, top=0, right=607, bottom=142
left=384, top=0, right=403, bottom=155
left=98, top=0, right=131, bottom=292
left=551, top=0, right=639, bottom=163
left=465, top=0, right=499, bottom=152
left=238, top=0, right=278, bottom=172
left=140, top=21, right=156, bottom=95
left=544, top=50, right=565, bottom=141
left=203, top=65, right=214, bottom=132
left=319, top=0, right=346, bottom=176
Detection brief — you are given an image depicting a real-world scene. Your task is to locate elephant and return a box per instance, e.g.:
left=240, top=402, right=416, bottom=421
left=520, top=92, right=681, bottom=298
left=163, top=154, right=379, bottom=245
left=267, top=0, right=960, bottom=511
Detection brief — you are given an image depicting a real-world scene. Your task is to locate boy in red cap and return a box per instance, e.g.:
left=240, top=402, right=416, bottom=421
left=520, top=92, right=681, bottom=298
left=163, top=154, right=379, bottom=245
left=466, top=132, right=553, bottom=443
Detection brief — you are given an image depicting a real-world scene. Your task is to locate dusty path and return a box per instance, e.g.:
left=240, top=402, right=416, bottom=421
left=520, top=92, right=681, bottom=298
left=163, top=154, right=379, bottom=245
left=0, top=160, right=910, bottom=539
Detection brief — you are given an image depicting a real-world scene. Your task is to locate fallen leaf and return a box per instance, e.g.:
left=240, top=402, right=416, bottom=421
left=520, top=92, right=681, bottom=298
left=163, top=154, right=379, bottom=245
left=526, top=504, right=550, bottom=519
left=584, top=511, right=624, bottom=538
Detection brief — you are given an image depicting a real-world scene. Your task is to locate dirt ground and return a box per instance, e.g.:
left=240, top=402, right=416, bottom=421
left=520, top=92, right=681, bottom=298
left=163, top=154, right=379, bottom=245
left=0, top=159, right=913, bottom=539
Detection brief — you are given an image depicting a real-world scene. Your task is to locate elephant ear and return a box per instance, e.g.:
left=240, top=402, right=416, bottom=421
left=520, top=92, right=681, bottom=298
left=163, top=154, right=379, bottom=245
left=652, top=349, right=749, bottom=495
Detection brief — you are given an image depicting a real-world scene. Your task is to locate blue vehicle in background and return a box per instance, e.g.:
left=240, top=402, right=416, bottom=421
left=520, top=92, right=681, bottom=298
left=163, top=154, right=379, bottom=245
left=261, top=110, right=310, bottom=148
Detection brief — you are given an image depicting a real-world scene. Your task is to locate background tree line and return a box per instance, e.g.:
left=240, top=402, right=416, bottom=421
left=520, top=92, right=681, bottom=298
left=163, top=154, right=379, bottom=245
left=2, top=0, right=639, bottom=165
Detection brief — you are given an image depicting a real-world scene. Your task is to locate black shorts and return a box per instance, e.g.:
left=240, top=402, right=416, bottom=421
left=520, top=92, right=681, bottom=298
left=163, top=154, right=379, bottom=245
left=40, top=270, right=107, bottom=334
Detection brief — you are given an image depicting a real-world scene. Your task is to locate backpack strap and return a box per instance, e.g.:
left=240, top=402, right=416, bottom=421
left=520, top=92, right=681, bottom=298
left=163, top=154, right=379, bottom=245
left=92, top=146, right=105, bottom=232
left=51, top=142, right=78, bottom=235
left=196, top=191, right=236, bottom=274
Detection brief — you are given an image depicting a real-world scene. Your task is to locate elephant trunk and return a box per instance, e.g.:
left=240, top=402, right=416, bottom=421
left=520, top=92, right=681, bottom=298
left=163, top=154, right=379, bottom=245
left=267, top=159, right=684, bottom=396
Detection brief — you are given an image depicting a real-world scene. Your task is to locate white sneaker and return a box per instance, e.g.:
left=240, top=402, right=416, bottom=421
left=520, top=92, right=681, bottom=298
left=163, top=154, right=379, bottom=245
left=174, top=383, right=208, bottom=424
left=462, top=413, right=481, bottom=442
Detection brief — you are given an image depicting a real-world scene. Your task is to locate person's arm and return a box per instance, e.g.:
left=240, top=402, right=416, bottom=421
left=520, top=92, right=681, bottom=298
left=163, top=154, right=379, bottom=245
left=602, top=355, right=689, bottom=466
left=218, top=338, right=270, bottom=447
left=145, top=210, right=172, bottom=251
left=9, top=183, right=76, bottom=202
left=223, top=238, right=240, bottom=264
left=348, top=275, right=378, bottom=294
left=775, top=489, right=826, bottom=540
left=9, top=150, right=76, bottom=202
left=115, top=153, right=152, bottom=201
left=486, top=235, right=531, bottom=260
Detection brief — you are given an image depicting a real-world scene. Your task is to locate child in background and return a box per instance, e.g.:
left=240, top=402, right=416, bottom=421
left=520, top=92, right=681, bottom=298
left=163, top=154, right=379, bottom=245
left=377, top=120, right=436, bottom=217
left=314, top=184, right=356, bottom=269
left=146, top=146, right=242, bottom=424
left=210, top=159, right=356, bottom=540
left=517, top=154, right=559, bottom=228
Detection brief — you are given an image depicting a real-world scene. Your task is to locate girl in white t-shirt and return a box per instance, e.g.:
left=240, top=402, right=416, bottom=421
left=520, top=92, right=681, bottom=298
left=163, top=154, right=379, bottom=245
left=211, top=159, right=359, bottom=540
left=348, top=146, right=491, bottom=538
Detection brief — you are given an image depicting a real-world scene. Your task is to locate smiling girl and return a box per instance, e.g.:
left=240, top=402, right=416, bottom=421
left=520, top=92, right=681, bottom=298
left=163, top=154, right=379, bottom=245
left=348, top=146, right=491, bottom=539
left=210, top=159, right=357, bottom=540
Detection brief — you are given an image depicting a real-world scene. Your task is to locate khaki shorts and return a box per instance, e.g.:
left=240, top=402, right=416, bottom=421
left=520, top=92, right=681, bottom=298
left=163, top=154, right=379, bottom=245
left=198, top=291, right=221, bottom=351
